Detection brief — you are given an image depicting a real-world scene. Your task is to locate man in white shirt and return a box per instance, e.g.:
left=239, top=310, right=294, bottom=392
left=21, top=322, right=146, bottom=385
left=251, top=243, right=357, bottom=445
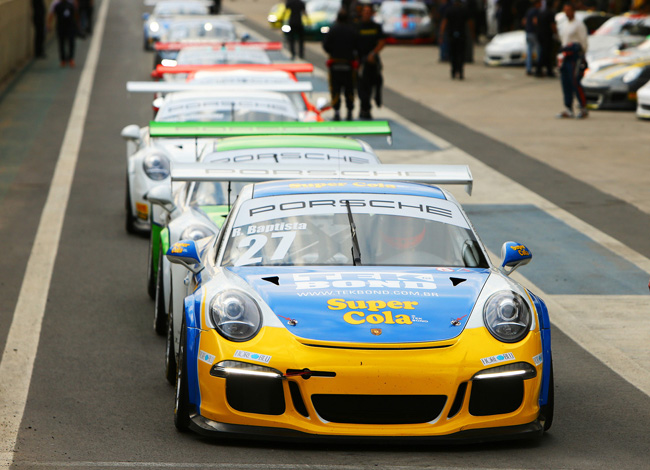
left=557, top=2, right=588, bottom=119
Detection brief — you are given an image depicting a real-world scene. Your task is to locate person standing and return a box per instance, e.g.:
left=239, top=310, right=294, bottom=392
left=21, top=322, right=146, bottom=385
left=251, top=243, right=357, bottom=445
left=356, top=4, right=385, bottom=120
left=32, top=0, right=47, bottom=58
left=523, top=0, right=540, bottom=76
left=284, top=0, right=306, bottom=60
left=78, top=0, right=94, bottom=35
left=47, top=0, right=79, bottom=67
left=440, top=0, right=472, bottom=80
left=557, top=2, right=588, bottom=118
left=323, top=9, right=358, bottom=121
left=535, top=0, right=557, bottom=77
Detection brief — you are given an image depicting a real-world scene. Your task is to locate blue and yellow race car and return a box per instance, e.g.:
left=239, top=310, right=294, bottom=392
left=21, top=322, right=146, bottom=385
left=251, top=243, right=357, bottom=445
left=166, top=165, right=553, bottom=442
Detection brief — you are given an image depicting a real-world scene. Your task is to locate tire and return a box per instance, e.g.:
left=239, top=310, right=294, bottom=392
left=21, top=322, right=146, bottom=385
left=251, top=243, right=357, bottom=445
left=125, top=176, right=137, bottom=235
left=174, top=318, right=191, bottom=432
left=147, top=235, right=156, bottom=300
left=165, top=291, right=176, bottom=385
left=153, top=245, right=167, bottom=335
left=540, top=360, right=554, bottom=431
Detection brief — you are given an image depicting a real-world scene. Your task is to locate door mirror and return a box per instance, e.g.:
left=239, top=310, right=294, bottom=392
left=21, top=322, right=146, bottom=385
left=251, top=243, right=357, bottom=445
left=121, top=124, right=141, bottom=142
left=499, top=241, right=532, bottom=276
left=166, top=240, right=203, bottom=274
left=315, top=97, right=330, bottom=111
left=145, top=183, right=175, bottom=212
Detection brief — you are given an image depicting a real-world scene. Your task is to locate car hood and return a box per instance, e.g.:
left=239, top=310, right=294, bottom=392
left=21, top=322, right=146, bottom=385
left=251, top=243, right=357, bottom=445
left=227, top=266, right=490, bottom=344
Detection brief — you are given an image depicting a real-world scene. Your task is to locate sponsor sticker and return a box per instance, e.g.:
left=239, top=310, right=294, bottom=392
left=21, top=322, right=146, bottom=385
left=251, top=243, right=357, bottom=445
left=480, top=352, right=515, bottom=366
left=198, top=350, right=215, bottom=365
left=234, top=350, right=272, bottom=364
left=533, top=353, right=543, bottom=366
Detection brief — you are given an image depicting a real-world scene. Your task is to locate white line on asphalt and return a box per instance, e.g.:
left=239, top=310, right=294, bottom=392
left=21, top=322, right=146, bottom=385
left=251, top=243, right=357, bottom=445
left=5, top=462, right=579, bottom=470
left=0, top=0, right=111, bottom=467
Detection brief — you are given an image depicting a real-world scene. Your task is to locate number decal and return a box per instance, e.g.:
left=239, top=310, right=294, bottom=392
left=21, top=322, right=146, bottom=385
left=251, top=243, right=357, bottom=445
left=234, top=232, right=297, bottom=266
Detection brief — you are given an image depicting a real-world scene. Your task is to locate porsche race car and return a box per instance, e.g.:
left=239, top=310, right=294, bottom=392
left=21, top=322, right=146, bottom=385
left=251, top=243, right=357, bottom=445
left=143, top=0, right=211, bottom=50
left=582, top=57, right=650, bottom=110
left=636, top=79, right=650, bottom=119
left=375, top=1, right=434, bottom=44
left=164, top=165, right=554, bottom=442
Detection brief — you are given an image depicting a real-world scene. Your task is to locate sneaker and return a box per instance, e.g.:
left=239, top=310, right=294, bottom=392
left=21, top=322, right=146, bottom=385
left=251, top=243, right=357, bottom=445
left=576, top=108, right=589, bottom=119
left=69, top=59, right=75, bottom=68
left=332, top=111, right=341, bottom=121
left=60, top=60, right=67, bottom=68
left=556, top=109, right=574, bottom=119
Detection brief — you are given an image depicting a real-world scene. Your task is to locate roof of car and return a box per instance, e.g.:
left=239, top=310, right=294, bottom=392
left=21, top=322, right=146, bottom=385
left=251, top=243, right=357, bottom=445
left=251, top=179, right=447, bottom=200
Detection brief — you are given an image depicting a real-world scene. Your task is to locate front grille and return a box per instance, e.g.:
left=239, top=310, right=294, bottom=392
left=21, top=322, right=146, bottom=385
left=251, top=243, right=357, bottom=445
left=510, top=53, right=522, bottom=60
left=586, top=93, right=601, bottom=104
left=225, top=375, right=285, bottom=415
left=468, top=377, right=524, bottom=416
left=311, top=394, right=447, bottom=424
left=641, top=103, right=650, bottom=110
left=610, top=92, right=628, bottom=102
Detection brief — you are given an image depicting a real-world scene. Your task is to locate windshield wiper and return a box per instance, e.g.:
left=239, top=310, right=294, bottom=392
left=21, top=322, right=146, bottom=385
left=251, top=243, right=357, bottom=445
left=345, top=200, right=362, bottom=266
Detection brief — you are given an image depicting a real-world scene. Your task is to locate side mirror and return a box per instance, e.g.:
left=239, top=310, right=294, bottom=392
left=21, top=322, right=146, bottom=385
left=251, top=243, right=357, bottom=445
left=315, top=96, right=330, bottom=111
left=121, top=124, right=141, bottom=142
left=166, top=240, right=203, bottom=274
left=240, top=32, right=251, bottom=42
left=499, top=241, right=532, bottom=276
left=145, top=183, right=175, bottom=212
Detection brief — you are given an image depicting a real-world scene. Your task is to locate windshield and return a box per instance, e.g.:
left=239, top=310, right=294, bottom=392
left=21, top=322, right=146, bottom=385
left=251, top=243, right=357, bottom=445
left=306, top=0, right=341, bottom=15
left=155, top=97, right=299, bottom=122
left=166, top=22, right=237, bottom=41
left=594, top=16, right=650, bottom=36
left=175, top=48, right=271, bottom=65
left=189, top=181, right=250, bottom=206
left=154, top=2, right=208, bottom=16
left=221, top=193, right=488, bottom=267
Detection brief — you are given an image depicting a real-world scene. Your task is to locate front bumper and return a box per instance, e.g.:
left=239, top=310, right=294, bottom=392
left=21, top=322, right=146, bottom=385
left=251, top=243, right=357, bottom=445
left=484, top=49, right=525, bottom=66
left=584, top=85, right=637, bottom=110
left=190, top=326, right=546, bottom=441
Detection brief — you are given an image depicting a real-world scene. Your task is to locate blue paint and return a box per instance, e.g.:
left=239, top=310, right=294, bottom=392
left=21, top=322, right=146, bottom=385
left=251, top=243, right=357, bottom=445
left=465, top=205, right=649, bottom=295
left=252, top=180, right=447, bottom=199
left=529, top=291, right=551, bottom=407
left=184, top=295, right=201, bottom=409
left=227, top=266, right=489, bottom=344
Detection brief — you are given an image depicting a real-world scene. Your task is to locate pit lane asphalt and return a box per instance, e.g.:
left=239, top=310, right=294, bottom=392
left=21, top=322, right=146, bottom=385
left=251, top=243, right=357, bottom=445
left=0, top=0, right=649, bottom=468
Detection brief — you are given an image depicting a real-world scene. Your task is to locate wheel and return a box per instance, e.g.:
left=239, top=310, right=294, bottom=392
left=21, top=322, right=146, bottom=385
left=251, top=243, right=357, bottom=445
left=540, top=360, right=554, bottom=431
left=125, top=176, right=136, bottom=234
left=174, top=318, right=191, bottom=432
left=153, top=245, right=167, bottom=335
left=165, top=290, right=176, bottom=385
left=147, top=235, right=156, bottom=300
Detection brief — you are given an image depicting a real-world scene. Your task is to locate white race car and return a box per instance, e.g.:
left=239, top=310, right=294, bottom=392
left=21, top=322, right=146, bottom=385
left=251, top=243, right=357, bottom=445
left=121, top=87, right=310, bottom=234
left=143, top=0, right=211, bottom=50
left=636, top=80, right=650, bottom=119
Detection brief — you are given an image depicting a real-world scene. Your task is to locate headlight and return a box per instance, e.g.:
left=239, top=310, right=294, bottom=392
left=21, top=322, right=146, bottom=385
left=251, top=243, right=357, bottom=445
left=210, top=291, right=262, bottom=342
left=149, top=21, right=160, bottom=33
left=204, top=22, right=213, bottom=32
left=267, top=14, right=278, bottom=23
left=622, top=68, right=643, bottom=84
left=142, top=153, right=170, bottom=181
left=320, top=26, right=330, bottom=34
left=483, top=291, right=531, bottom=343
left=181, top=225, right=215, bottom=241
left=281, top=25, right=291, bottom=33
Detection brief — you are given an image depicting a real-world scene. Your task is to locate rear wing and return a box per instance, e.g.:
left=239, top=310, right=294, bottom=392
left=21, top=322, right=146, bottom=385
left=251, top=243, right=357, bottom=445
left=151, top=63, right=314, bottom=79
left=155, top=41, right=283, bottom=51
left=170, top=163, right=473, bottom=195
left=127, top=81, right=313, bottom=93
left=149, top=121, right=392, bottom=138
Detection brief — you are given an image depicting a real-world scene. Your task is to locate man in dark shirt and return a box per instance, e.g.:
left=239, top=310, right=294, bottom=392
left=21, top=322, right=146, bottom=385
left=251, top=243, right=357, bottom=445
left=440, top=0, right=472, bottom=80
left=285, top=0, right=306, bottom=59
left=523, top=0, right=540, bottom=76
left=535, top=1, right=557, bottom=77
left=323, top=9, right=359, bottom=121
left=356, top=4, right=385, bottom=120
left=47, top=0, right=79, bottom=67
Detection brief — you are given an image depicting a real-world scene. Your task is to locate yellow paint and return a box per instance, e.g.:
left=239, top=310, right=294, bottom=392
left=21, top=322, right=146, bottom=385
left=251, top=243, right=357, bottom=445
left=170, top=242, right=190, bottom=254
left=510, top=245, right=530, bottom=256
left=135, top=202, right=149, bottom=220
left=197, top=325, right=545, bottom=437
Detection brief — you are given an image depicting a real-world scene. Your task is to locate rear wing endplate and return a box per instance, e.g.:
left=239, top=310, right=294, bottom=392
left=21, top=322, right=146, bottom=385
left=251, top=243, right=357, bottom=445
left=171, top=163, right=473, bottom=195
left=149, top=120, right=391, bottom=138
left=151, top=63, right=314, bottom=79
left=155, top=41, right=283, bottom=51
left=127, top=81, right=313, bottom=93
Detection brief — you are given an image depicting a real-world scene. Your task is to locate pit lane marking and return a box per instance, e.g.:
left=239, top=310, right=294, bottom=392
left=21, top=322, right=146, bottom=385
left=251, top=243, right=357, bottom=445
left=0, top=0, right=111, bottom=467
